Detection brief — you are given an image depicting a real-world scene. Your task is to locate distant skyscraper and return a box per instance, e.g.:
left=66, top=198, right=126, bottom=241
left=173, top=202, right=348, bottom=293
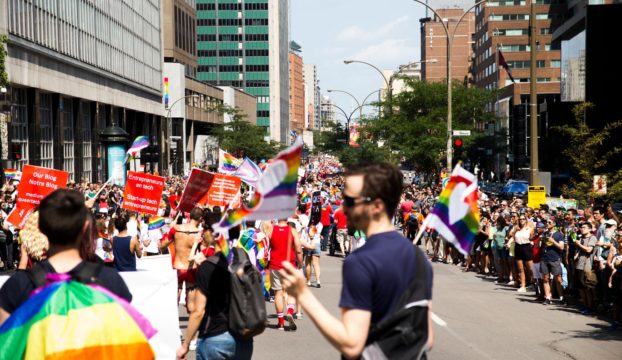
left=320, top=96, right=336, bottom=129
left=303, top=64, right=319, bottom=129
left=289, top=42, right=305, bottom=136
left=196, top=0, right=290, bottom=142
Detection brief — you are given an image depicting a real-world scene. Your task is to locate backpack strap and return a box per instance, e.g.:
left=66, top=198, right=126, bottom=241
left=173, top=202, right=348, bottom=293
left=26, top=263, right=49, bottom=289
left=72, top=262, right=104, bottom=284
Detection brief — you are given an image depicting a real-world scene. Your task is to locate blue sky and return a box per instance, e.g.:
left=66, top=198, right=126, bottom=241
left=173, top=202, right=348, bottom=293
left=290, top=0, right=473, bottom=119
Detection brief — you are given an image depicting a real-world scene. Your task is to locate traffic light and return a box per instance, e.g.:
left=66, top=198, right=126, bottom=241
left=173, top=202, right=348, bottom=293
left=453, top=138, right=463, bottom=159
left=10, top=143, right=22, bottom=161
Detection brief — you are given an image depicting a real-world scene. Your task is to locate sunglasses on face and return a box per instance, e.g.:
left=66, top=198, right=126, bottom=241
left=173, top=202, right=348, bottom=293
left=520, top=218, right=526, bottom=220
left=343, top=194, right=373, bottom=208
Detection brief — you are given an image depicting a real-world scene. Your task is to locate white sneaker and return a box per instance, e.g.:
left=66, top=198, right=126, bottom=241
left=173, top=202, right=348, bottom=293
left=507, top=280, right=516, bottom=286
left=189, top=339, right=197, bottom=351
left=517, top=287, right=527, bottom=293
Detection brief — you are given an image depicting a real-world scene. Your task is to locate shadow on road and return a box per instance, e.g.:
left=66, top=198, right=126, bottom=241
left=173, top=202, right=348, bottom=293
left=551, top=322, right=622, bottom=342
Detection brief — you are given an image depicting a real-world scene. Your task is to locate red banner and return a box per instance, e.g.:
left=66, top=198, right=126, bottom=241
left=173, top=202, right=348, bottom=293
left=16, top=165, right=69, bottom=208
left=6, top=204, right=35, bottom=229
left=201, top=173, right=241, bottom=208
left=122, top=171, right=165, bottom=215
left=177, top=169, right=241, bottom=212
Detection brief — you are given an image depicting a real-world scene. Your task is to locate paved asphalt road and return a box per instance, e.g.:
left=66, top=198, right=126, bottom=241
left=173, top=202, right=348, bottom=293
left=180, top=248, right=622, bottom=360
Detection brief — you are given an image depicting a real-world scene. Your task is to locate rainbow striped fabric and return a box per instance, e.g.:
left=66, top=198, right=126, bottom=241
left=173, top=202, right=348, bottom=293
left=148, top=216, right=165, bottom=230
left=420, top=164, right=480, bottom=255
left=218, top=149, right=242, bottom=174
left=214, top=139, right=302, bottom=232
left=97, top=230, right=108, bottom=240
left=127, top=136, right=149, bottom=156
left=4, top=169, right=17, bottom=179
left=0, top=277, right=156, bottom=360
left=215, top=233, right=232, bottom=263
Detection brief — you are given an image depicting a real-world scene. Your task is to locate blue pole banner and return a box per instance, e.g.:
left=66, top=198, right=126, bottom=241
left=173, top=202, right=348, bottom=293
left=107, top=144, right=126, bottom=186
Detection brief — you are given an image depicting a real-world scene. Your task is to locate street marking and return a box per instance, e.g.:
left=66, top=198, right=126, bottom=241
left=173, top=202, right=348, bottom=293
left=431, top=312, right=447, bottom=327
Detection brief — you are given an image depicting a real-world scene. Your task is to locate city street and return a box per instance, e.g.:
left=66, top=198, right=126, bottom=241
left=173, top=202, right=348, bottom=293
left=180, top=249, right=622, bottom=360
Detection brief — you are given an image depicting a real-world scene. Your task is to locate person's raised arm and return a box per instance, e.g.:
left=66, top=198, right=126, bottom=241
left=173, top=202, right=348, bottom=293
left=279, top=261, right=372, bottom=359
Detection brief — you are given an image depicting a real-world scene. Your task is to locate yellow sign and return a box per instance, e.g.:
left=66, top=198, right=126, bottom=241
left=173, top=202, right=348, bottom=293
left=528, top=186, right=546, bottom=209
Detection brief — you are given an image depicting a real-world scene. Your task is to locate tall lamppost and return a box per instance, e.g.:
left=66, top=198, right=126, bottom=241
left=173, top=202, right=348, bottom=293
left=343, top=59, right=439, bottom=117
left=413, top=0, right=487, bottom=170
left=165, top=94, right=199, bottom=175
left=327, top=88, right=383, bottom=120
left=322, top=102, right=371, bottom=146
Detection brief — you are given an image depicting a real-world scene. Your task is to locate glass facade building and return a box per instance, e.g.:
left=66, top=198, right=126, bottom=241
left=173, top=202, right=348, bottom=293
left=196, top=0, right=289, bottom=142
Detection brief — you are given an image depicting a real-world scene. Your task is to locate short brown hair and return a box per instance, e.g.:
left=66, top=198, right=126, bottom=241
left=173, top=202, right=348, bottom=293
left=345, top=162, right=403, bottom=218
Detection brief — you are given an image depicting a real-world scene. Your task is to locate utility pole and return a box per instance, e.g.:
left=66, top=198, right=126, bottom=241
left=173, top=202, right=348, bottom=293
left=529, top=1, right=539, bottom=185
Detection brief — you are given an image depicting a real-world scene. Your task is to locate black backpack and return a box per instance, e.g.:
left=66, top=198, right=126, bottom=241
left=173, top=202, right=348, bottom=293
left=209, top=248, right=267, bottom=339
left=407, top=214, right=419, bottom=231
left=27, top=261, right=104, bottom=288
left=362, top=246, right=431, bottom=360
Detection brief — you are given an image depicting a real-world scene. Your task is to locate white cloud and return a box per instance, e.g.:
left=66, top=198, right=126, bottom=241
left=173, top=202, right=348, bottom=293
left=348, top=38, right=419, bottom=66
left=336, top=16, right=411, bottom=43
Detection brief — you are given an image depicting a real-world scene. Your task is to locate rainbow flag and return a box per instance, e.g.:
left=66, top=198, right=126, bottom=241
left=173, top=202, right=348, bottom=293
left=255, top=238, right=269, bottom=270
left=420, top=164, right=480, bottom=255
left=127, top=136, right=149, bottom=156
left=214, top=138, right=302, bottom=231
left=215, top=233, right=232, bottom=263
left=4, top=169, right=17, bottom=179
left=0, top=277, right=156, bottom=359
left=237, top=229, right=257, bottom=253
left=148, top=216, right=165, bottom=230
left=97, top=230, right=109, bottom=240
left=218, top=149, right=242, bottom=174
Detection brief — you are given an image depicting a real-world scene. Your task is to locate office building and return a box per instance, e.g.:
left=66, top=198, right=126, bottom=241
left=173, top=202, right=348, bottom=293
left=196, top=0, right=290, bottom=143
left=472, top=0, right=565, bottom=179
left=420, top=8, right=475, bottom=83
left=162, top=0, right=255, bottom=174
left=289, top=42, right=304, bottom=137
left=319, top=95, right=336, bottom=130
left=303, top=63, right=320, bottom=130
left=0, top=0, right=163, bottom=182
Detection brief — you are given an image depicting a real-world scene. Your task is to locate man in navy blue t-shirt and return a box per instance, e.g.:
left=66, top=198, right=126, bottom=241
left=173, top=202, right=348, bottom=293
left=279, top=163, right=433, bottom=359
left=540, top=218, right=565, bottom=305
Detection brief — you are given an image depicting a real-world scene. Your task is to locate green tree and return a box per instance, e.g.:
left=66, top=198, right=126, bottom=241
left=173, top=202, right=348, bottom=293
left=0, top=35, right=8, bottom=89
left=360, top=78, right=498, bottom=171
left=211, top=105, right=282, bottom=161
left=556, top=102, right=622, bottom=204
left=312, top=119, right=347, bottom=154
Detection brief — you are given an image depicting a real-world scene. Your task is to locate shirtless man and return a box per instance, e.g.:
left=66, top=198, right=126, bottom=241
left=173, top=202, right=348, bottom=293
left=160, top=207, right=203, bottom=310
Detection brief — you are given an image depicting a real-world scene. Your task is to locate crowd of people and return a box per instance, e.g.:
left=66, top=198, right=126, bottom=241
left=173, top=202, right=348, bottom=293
left=396, top=177, right=622, bottom=328
left=1, top=156, right=621, bottom=359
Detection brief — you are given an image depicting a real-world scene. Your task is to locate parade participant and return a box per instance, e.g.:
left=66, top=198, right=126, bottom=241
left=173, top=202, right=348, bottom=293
left=0, top=189, right=132, bottom=326
left=160, top=207, right=204, bottom=309
left=303, top=219, right=323, bottom=288
left=507, top=214, right=535, bottom=293
left=176, top=235, right=253, bottom=360
left=541, top=218, right=565, bottom=305
left=94, top=214, right=114, bottom=265
left=333, top=203, right=350, bottom=257
left=268, top=218, right=303, bottom=331
left=279, top=162, right=433, bottom=359
left=111, top=215, right=142, bottom=271
left=574, top=222, right=598, bottom=315
left=319, top=194, right=333, bottom=251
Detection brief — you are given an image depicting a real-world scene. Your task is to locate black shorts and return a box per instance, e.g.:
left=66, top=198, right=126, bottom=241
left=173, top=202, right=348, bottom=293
left=514, top=243, right=534, bottom=261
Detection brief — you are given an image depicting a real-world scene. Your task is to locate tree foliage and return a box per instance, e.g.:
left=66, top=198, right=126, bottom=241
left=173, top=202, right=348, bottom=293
left=211, top=105, right=282, bottom=161
left=0, top=35, right=8, bottom=89
left=312, top=119, right=347, bottom=154
left=556, top=102, right=622, bottom=204
left=359, top=78, right=499, bottom=170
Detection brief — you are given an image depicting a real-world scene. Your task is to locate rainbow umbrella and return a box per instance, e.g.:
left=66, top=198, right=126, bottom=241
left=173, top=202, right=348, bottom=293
left=0, top=275, right=156, bottom=360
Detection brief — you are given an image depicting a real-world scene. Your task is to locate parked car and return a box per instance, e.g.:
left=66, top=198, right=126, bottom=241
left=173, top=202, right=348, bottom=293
left=479, top=182, right=503, bottom=197
left=500, top=180, right=528, bottom=200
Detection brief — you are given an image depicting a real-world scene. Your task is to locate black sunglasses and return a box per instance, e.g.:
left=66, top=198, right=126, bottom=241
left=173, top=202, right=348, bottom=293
left=343, top=194, right=373, bottom=207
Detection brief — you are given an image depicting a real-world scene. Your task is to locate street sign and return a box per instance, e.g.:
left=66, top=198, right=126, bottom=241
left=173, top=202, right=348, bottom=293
left=452, top=130, right=471, bottom=136
left=528, top=186, right=546, bottom=209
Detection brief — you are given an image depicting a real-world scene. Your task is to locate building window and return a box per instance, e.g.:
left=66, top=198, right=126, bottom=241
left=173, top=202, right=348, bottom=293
left=10, top=88, right=28, bottom=170
left=489, top=14, right=529, bottom=21
left=218, top=19, right=241, bottom=26
left=550, top=60, right=561, bottom=68
left=219, top=34, right=242, bottom=41
left=245, top=34, right=269, bottom=41
left=245, top=18, right=268, bottom=26
left=198, top=19, right=216, bottom=26
left=244, top=3, right=268, bottom=10
left=198, top=34, right=216, bottom=41
left=488, top=0, right=526, bottom=6
left=246, top=49, right=269, bottom=56
left=540, top=28, right=551, bottom=35
left=40, top=93, right=54, bottom=169
left=61, top=97, right=75, bottom=181
left=80, top=102, right=92, bottom=182
left=494, top=29, right=529, bottom=36
left=218, top=3, right=241, bottom=10
left=197, top=3, right=216, bottom=10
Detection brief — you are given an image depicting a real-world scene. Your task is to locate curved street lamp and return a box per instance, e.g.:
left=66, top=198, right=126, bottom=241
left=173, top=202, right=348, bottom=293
left=165, top=94, right=200, bottom=175
left=413, top=0, right=487, bottom=171
left=322, top=102, right=373, bottom=146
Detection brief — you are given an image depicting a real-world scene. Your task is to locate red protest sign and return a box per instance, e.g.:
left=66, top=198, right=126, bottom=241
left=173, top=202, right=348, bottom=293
left=122, top=171, right=165, bottom=215
left=6, top=204, right=35, bottom=229
left=177, top=169, right=241, bottom=212
left=201, top=173, right=241, bottom=208
left=16, top=165, right=69, bottom=208
left=177, top=169, right=213, bottom=213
